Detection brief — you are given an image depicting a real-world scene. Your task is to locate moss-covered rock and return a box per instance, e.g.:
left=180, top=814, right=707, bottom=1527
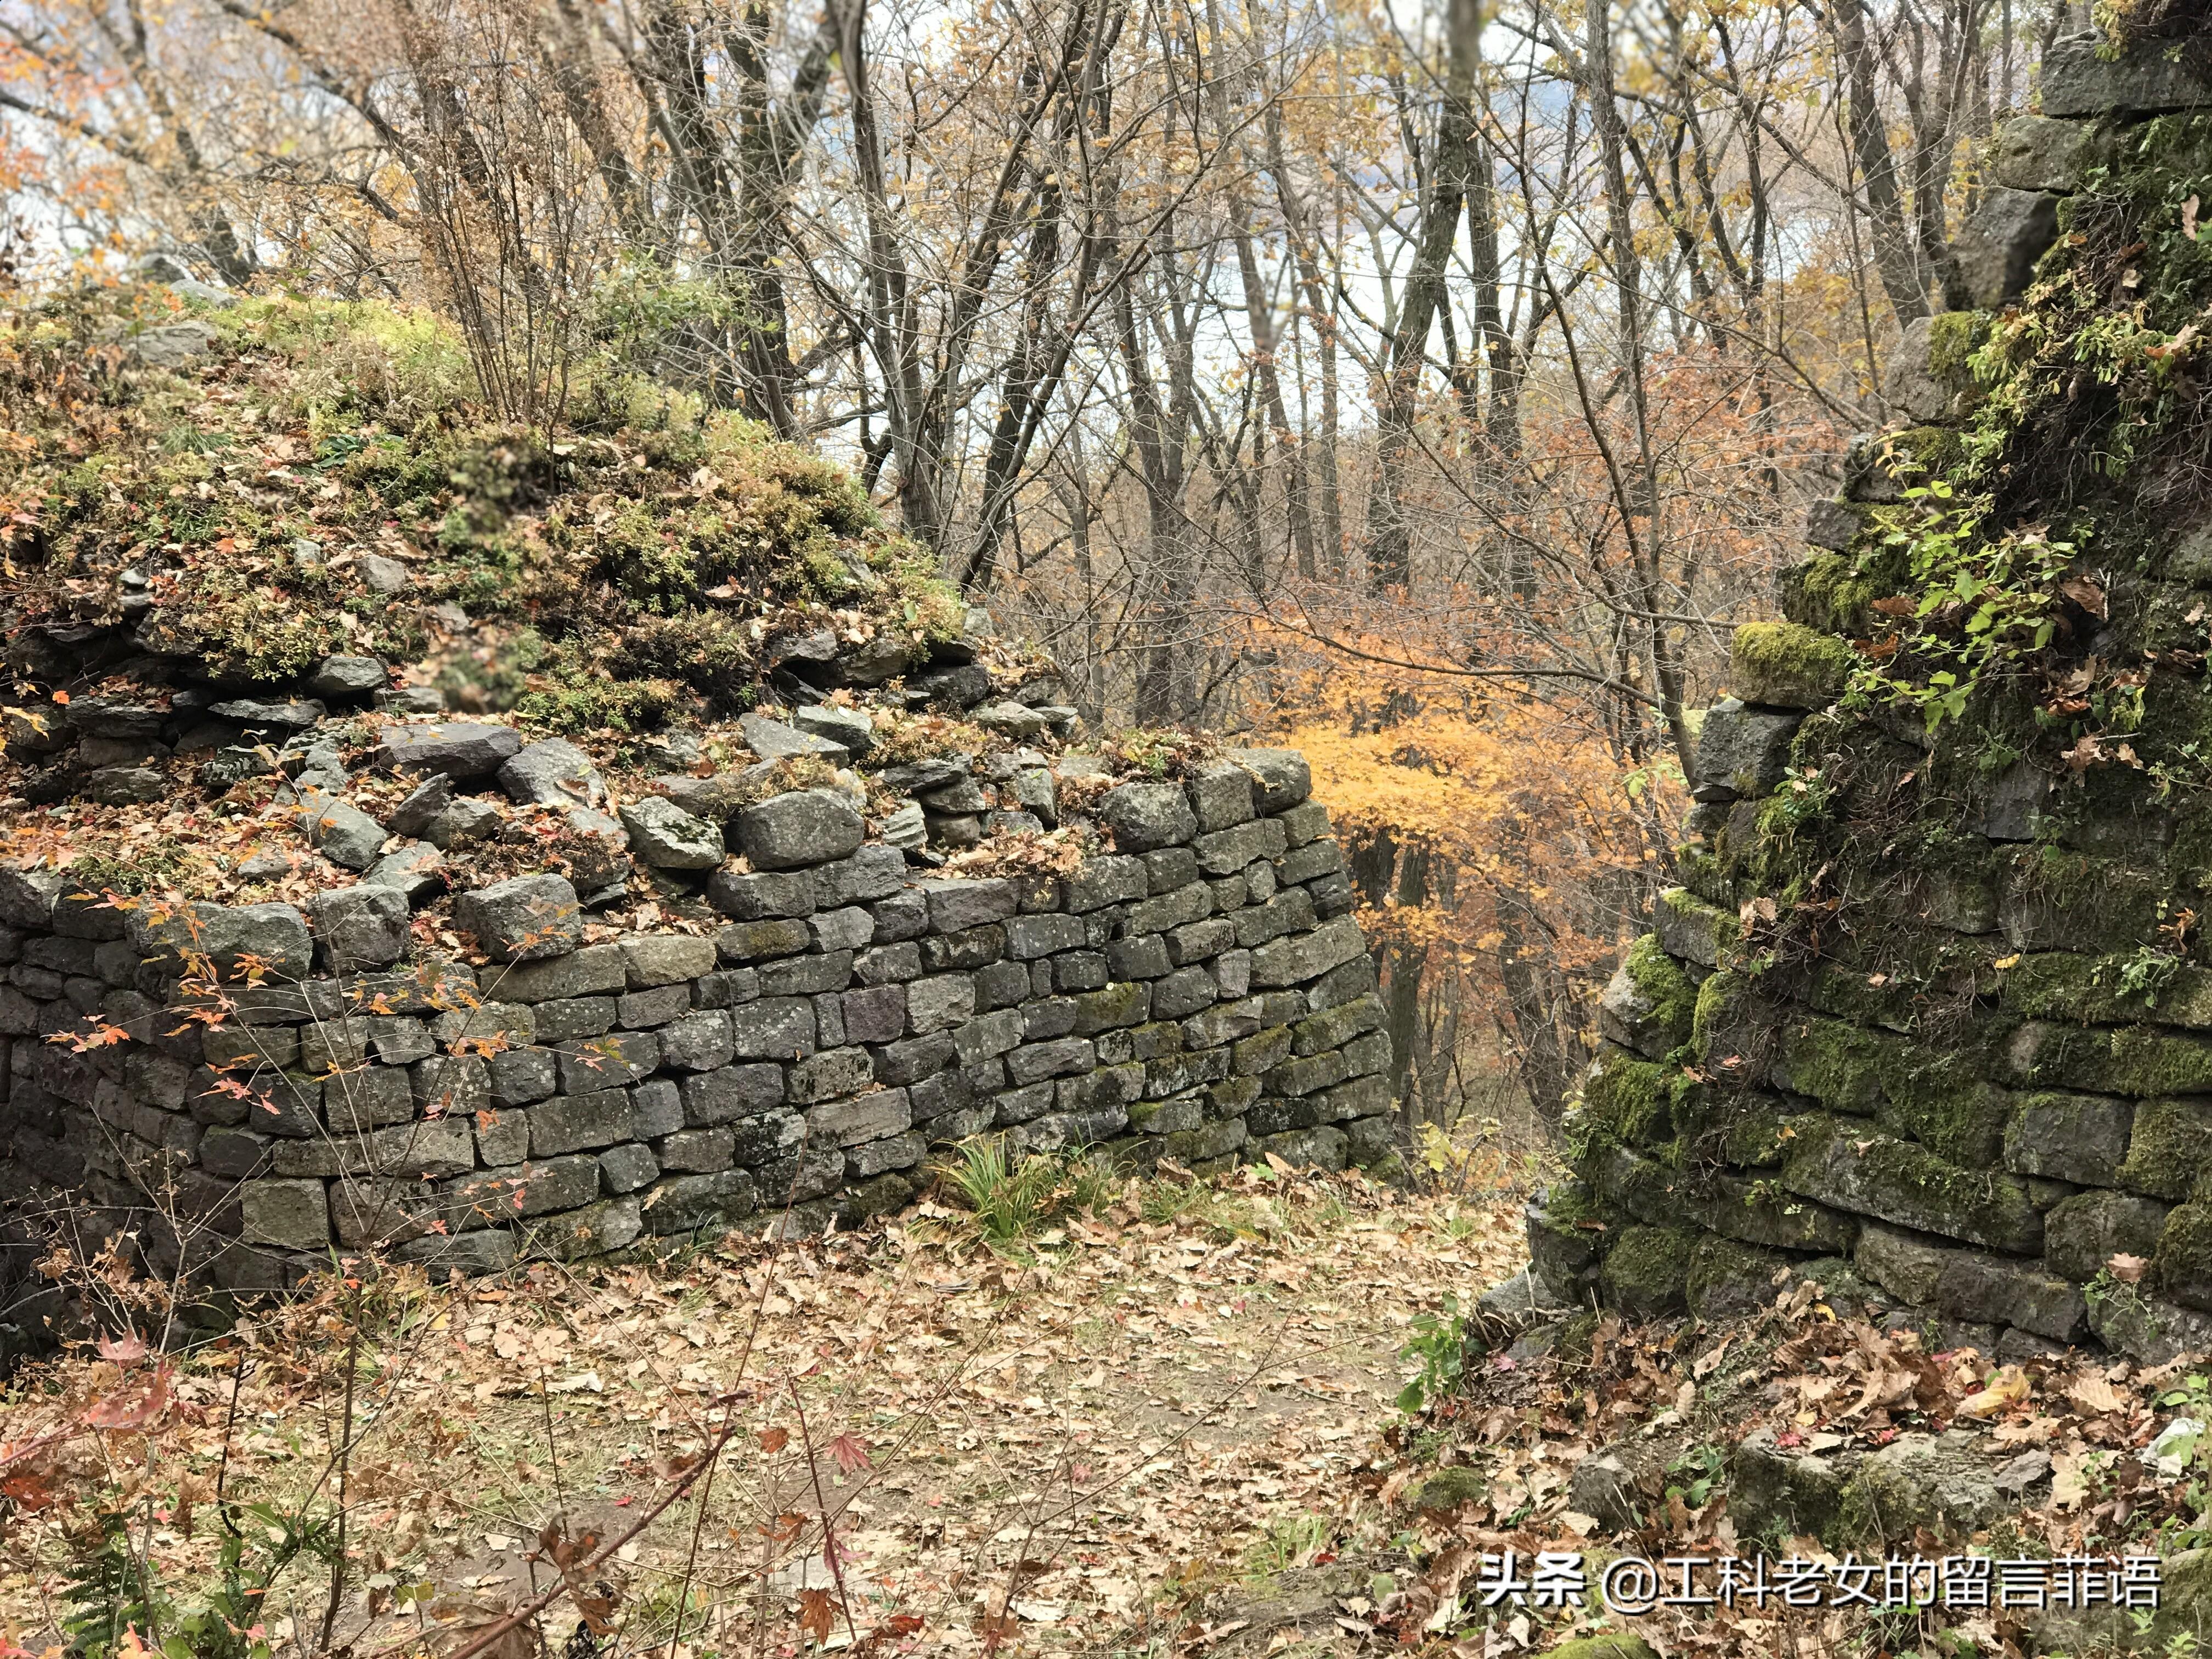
left=1654, top=887, right=1739, bottom=969
left=1598, top=933, right=1696, bottom=1057
left=1834, top=1431, right=2004, bottom=1548
left=1686, top=1236, right=1789, bottom=1321
left=2155, top=1200, right=2212, bottom=1313
left=1577, top=1048, right=1677, bottom=1148
left=1781, top=1117, right=2044, bottom=1253
left=1730, top=620, right=1854, bottom=711
left=1772, top=1014, right=1890, bottom=1114
left=1595, top=1224, right=1697, bottom=1316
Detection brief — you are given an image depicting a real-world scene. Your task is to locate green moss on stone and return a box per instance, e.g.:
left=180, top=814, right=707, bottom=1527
left=1408, top=1465, right=1488, bottom=1517
left=1596, top=1224, right=1699, bottom=1317
left=2108, top=1026, right=2212, bottom=1097
left=1874, top=1052, right=2010, bottom=1167
left=1687, top=1236, right=1790, bottom=1320
left=2120, top=1098, right=2212, bottom=1199
left=1774, top=1014, right=1891, bottom=1115
left=1924, top=310, right=1991, bottom=382
left=1731, top=620, right=1855, bottom=710
left=1581, top=1048, right=1674, bottom=1147
left=1623, top=933, right=1697, bottom=1048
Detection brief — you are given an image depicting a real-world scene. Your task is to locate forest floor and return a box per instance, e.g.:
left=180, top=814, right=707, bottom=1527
left=0, top=1159, right=1539, bottom=1658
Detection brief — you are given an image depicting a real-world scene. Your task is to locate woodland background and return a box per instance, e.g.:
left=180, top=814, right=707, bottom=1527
left=0, top=0, right=2076, bottom=1144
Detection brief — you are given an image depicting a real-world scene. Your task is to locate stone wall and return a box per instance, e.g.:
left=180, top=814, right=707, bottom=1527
left=1532, top=36, right=2212, bottom=1368
left=0, top=757, right=1395, bottom=1294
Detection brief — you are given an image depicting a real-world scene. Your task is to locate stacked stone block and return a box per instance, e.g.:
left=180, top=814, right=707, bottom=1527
left=1538, top=42, right=2212, bottom=1367
left=0, top=754, right=1394, bottom=1291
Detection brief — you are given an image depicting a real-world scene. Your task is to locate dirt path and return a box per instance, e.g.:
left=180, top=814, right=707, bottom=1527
left=0, top=1166, right=1528, bottom=1656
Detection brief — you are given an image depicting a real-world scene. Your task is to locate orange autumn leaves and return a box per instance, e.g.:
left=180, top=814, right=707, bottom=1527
left=1266, top=647, right=1684, bottom=1004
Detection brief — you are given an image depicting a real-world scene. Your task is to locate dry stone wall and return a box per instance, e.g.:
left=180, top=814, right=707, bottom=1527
left=1534, top=35, right=2212, bottom=1368
left=0, top=756, right=1393, bottom=1295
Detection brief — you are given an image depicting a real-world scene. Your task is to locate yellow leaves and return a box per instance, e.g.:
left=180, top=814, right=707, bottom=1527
left=1958, top=1364, right=2032, bottom=1419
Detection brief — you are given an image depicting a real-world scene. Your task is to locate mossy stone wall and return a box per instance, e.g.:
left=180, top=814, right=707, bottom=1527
left=1539, top=40, right=2212, bottom=1366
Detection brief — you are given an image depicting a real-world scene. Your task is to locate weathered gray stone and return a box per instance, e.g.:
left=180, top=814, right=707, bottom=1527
left=489, top=941, right=625, bottom=1002
left=456, top=874, right=584, bottom=962
left=530, top=1090, right=635, bottom=1156
left=905, top=973, right=977, bottom=1035
left=1693, top=699, right=1802, bottom=800
left=814, top=845, right=907, bottom=907
left=1101, top=782, right=1198, bottom=852
left=1855, top=1221, right=1952, bottom=1305
left=848, top=1130, right=926, bottom=1177
left=490, top=1048, right=558, bottom=1108
left=642, top=1169, right=760, bottom=1234
left=1228, top=749, right=1312, bottom=812
left=792, top=704, right=876, bottom=755
left=618, top=797, right=724, bottom=869
left=599, top=1142, right=659, bottom=1193
left=718, top=918, right=812, bottom=962
left=1883, top=313, right=1977, bottom=423
left=738, top=790, right=864, bottom=871
left=618, top=933, right=716, bottom=987
left=2046, top=1188, right=2171, bottom=1284
left=1954, top=187, right=2059, bottom=309
left=658, top=1010, right=735, bottom=1072
left=659, top=1127, right=736, bottom=1173
left=292, top=787, right=386, bottom=871
left=411, top=1053, right=492, bottom=1118
left=1065, top=855, right=1147, bottom=913
left=123, top=319, right=219, bottom=368
left=557, top=1030, right=660, bottom=1092
left=1987, top=114, right=2100, bottom=193
left=787, top=1046, right=875, bottom=1104
left=309, top=656, right=388, bottom=698
left=424, top=797, right=503, bottom=850
left=2004, top=1091, right=2132, bottom=1187
left=2042, top=31, right=2212, bottom=119
left=1186, top=763, right=1257, bottom=832
left=1252, top=1124, right=1348, bottom=1171
left=730, top=998, right=816, bottom=1058
left=372, top=721, right=522, bottom=780
left=741, top=712, right=848, bottom=763
left=969, top=699, right=1048, bottom=738
left=86, top=766, right=167, bottom=805
left=679, top=1063, right=786, bottom=1125
left=241, top=1179, right=329, bottom=1250
left=309, top=885, right=410, bottom=971
left=1194, top=818, right=1286, bottom=877
left=2086, top=1287, right=2212, bottom=1366
left=808, top=1086, right=912, bottom=1147
left=272, top=1115, right=475, bottom=1179
left=1938, top=1251, right=2089, bottom=1343
left=1249, top=916, right=1368, bottom=989
left=1803, top=498, right=1861, bottom=553
left=363, top=840, right=445, bottom=901
left=1786, top=1119, right=2043, bottom=1254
